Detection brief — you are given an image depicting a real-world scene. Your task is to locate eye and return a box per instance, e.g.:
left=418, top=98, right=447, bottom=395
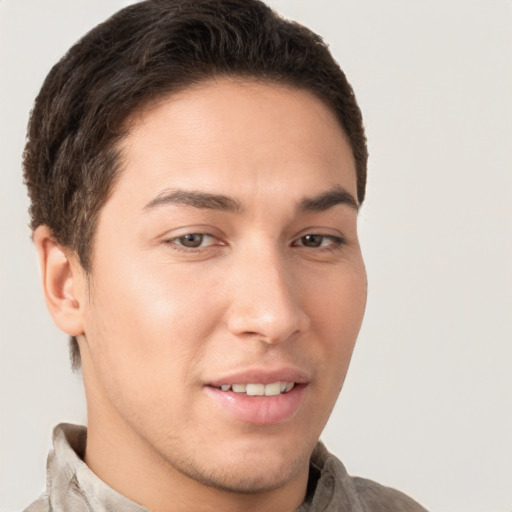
left=294, top=234, right=345, bottom=248
left=170, top=233, right=216, bottom=248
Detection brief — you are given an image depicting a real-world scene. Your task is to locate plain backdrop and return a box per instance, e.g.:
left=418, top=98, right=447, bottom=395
left=1, top=1, right=511, bottom=511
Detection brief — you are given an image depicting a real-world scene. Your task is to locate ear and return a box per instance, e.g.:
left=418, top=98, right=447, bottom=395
left=33, top=226, right=86, bottom=337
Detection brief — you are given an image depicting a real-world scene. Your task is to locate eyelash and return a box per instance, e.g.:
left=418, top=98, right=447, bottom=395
left=292, top=234, right=345, bottom=249
left=165, top=233, right=345, bottom=252
left=165, top=233, right=219, bottom=252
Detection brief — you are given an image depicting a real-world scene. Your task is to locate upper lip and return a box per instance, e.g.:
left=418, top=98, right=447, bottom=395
left=206, top=366, right=310, bottom=387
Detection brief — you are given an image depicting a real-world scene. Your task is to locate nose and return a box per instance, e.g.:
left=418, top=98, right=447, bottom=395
left=226, top=245, right=310, bottom=344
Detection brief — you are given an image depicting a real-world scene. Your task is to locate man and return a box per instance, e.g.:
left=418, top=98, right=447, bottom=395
left=23, top=0, right=428, bottom=510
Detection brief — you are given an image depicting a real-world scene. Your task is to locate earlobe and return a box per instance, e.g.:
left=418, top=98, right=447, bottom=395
left=33, top=226, right=86, bottom=337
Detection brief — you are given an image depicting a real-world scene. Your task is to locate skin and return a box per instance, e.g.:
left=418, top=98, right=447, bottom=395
left=35, top=79, right=367, bottom=512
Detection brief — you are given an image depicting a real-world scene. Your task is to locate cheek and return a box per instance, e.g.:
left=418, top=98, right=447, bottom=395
left=307, top=262, right=367, bottom=336
left=82, top=259, right=226, bottom=401
left=304, top=262, right=367, bottom=379
left=89, top=255, right=218, bottom=336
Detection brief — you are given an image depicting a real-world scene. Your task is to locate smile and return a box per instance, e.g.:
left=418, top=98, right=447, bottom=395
left=214, top=382, right=295, bottom=396
left=206, top=382, right=306, bottom=425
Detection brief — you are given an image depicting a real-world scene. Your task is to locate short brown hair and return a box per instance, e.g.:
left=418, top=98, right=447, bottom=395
left=23, top=0, right=368, bottom=367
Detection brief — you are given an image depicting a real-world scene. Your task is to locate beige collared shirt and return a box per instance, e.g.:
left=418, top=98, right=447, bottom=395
left=25, top=424, right=428, bottom=512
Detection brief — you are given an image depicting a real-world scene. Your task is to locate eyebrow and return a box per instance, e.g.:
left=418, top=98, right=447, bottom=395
left=143, top=185, right=358, bottom=214
left=144, top=189, right=243, bottom=213
left=298, top=186, right=359, bottom=213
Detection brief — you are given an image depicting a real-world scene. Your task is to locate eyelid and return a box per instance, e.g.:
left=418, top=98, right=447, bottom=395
left=293, top=234, right=345, bottom=247
left=171, top=233, right=216, bottom=246
left=158, top=224, right=223, bottom=241
left=292, top=226, right=346, bottom=244
left=162, top=229, right=228, bottom=254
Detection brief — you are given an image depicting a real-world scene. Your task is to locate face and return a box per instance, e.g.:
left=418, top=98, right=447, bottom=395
left=78, top=80, right=367, bottom=496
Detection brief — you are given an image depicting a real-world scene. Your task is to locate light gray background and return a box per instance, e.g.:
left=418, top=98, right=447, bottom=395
left=1, top=1, right=511, bottom=511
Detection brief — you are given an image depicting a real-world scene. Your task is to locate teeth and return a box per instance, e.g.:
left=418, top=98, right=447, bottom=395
left=246, top=383, right=265, bottom=396
left=264, top=382, right=282, bottom=396
left=219, top=381, right=295, bottom=395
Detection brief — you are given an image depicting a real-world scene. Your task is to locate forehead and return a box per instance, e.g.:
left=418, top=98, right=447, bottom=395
left=113, top=79, right=357, bottom=209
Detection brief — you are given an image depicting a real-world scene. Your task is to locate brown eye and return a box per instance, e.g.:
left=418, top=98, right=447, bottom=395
left=176, top=233, right=206, bottom=248
left=301, top=234, right=324, bottom=247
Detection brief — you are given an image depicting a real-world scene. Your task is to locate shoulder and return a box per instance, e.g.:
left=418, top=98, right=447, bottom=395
left=23, top=494, right=49, bottom=512
left=351, top=476, right=429, bottom=512
left=307, top=443, right=429, bottom=512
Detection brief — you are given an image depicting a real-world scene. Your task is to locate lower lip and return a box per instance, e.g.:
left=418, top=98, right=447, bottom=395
left=205, top=385, right=307, bottom=426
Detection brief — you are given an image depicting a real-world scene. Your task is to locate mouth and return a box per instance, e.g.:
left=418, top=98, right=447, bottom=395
left=211, top=381, right=296, bottom=396
left=205, top=370, right=308, bottom=425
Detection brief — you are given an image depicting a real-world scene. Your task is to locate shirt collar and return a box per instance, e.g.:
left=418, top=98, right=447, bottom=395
left=47, top=423, right=151, bottom=512
left=46, top=423, right=363, bottom=512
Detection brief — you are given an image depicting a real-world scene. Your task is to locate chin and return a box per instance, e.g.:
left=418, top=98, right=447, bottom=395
left=164, top=433, right=312, bottom=494
left=185, top=451, right=307, bottom=494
